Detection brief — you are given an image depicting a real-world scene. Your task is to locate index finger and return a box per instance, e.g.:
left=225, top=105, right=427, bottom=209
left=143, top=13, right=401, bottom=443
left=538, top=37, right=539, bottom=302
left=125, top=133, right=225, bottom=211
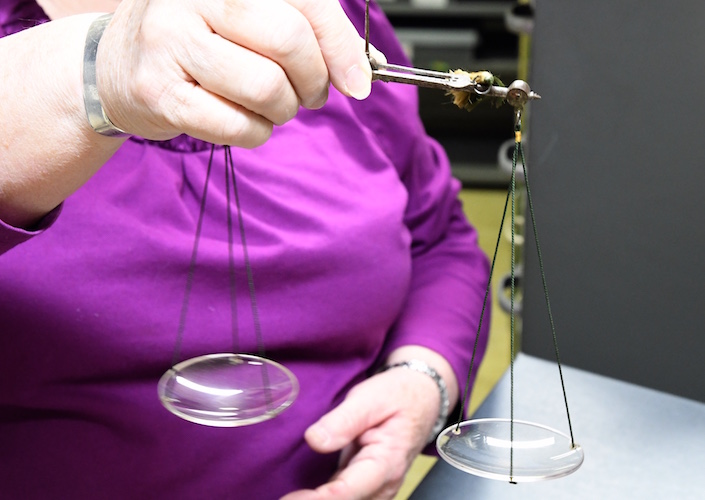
left=305, top=382, right=394, bottom=453
left=203, top=0, right=331, bottom=109
left=286, top=0, right=373, bottom=100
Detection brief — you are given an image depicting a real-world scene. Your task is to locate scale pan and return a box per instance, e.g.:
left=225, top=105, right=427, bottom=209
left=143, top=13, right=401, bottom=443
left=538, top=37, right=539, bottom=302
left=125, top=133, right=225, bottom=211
left=158, top=353, right=298, bottom=427
left=437, top=418, right=584, bottom=482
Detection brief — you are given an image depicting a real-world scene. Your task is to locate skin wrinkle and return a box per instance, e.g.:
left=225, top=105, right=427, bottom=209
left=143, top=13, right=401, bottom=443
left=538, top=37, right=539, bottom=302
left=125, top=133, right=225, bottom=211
left=120, top=2, right=301, bottom=142
left=175, top=25, right=300, bottom=125
left=216, top=0, right=332, bottom=109
left=286, top=0, right=368, bottom=86
left=247, top=10, right=325, bottom=109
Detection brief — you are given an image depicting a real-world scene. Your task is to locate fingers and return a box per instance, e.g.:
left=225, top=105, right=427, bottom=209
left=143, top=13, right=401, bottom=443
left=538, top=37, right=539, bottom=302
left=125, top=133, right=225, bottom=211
left=285, top=0, right=373, bottom=100
left=168, top=85, right=274, bottom=148
left=100, top=0, right=380, bottom=146
left=304, top=385, right=391, bottom=454
left=178, top=30, right=301, bottom=126
left=98, top=11, right=271, bottom=146
left=288, top=369, right=444, bottom=500
left=203, top=0, right=330, bottom=110
left=304, top=367, right=438, bottom=455
left=280, top=455, right=399, bottom=500
left=328, top=455, right=404, bottom=500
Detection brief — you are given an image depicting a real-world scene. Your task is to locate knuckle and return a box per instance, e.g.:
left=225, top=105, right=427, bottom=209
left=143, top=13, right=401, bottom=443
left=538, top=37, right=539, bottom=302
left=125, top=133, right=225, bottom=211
left=265, top=15, right=311, bottom=62
left=228, top=116, right=273, bottom=149
left=257, top=14, right=330, bottom=109
left=250, top=70, right=287, bottom=106
left=248, top=71, right=298, bottom=125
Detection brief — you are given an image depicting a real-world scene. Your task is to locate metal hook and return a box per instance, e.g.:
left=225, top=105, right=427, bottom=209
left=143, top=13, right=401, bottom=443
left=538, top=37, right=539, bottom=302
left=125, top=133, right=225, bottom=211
left=364, top=0, right=540, bottom=105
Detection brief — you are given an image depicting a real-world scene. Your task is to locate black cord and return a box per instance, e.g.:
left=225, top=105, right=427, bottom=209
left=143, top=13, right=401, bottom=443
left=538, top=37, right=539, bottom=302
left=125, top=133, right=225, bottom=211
left=519, top=141, right=576, bottom=447
left=455, top=185, right=511, bottom=431
left=170, top=146, right=215, bottom=368
left=509, top=121, right=519, bottom=483
left=226, top=147, right=273, bottom=407
left=224, top=146, right=240, bottom=354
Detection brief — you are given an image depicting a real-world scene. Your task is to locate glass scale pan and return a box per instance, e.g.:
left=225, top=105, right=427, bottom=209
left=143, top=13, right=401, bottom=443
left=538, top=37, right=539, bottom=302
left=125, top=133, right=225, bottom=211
left=437, top=418, right=584, bottom=482
left=158, top=353, right=299, bottom=427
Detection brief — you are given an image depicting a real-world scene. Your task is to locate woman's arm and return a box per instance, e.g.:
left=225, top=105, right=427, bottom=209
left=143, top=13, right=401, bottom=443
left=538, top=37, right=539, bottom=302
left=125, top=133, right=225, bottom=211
left=0, top=0, right=375, bottom=228
left=0, top=14, right=124, bottom=228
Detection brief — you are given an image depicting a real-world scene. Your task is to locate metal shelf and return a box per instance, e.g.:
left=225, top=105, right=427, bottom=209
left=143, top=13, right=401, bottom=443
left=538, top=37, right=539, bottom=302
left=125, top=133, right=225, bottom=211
left=379, top=1, right=513, bottom=18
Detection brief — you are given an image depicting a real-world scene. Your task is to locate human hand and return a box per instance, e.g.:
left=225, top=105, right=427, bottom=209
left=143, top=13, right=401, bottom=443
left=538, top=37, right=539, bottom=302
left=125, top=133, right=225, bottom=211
left=280, top=366, right=442, bottom=500
left=95, top=0, right=378, bottom=146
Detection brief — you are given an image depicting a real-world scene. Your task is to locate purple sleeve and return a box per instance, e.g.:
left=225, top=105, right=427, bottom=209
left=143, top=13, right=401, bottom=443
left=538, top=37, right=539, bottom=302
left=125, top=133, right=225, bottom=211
left=342, top=0, right=491, bottom=393
left=0, top=205, right=63, bottom=255
left=0, top=2, right=60, bottom=254
left=381, top=138, right=492, bottom=397
left=0, top=0, right=56, bottom=256
left=0, top=0, right=47, bottom=37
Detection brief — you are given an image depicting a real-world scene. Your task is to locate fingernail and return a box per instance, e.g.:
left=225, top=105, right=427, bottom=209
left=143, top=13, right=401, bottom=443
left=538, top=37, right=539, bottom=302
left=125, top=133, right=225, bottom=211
left=304, top=86, right=329, bottom=110
left=344, top=64, right=371, bottom=100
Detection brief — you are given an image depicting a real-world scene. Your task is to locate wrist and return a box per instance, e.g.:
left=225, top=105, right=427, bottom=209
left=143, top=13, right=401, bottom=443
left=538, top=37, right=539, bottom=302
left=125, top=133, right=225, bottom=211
left=380, top=359, right=450, bottom=443
left=385, top=346, right=458, bottom=402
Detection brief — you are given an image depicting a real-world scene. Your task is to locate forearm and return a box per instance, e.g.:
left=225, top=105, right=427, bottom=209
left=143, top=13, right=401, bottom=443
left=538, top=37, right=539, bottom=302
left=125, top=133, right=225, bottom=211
left=0, top=14, right=126, bottom=228
left=1, top=0, right=376, bottom=230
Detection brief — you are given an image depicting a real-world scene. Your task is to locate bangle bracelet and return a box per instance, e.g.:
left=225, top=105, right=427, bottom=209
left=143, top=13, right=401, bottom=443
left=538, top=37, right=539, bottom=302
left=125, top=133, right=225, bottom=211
left=82, top=13, right=130, bottom=137
left=381, top=359, right=450, bottom=443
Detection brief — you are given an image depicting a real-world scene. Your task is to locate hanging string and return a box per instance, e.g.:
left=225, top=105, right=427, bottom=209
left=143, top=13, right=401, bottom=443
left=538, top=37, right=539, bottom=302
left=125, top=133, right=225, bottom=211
left=364, top=0, right=370, bottom=58
left=454, top=186, right=511, bottom=432
left=518, top=139, right=576, bottom=447
left=170, top=146, right=216, bottom=368
left=453, top=107, right=577, bottom=482
left=225, top=147, right=268, bottom=361
left=224, top=146, right=240, bottom=354
left=170, top=144, right=271, bottom=400
left=225, top=147, right=273, bottom=407
left=509, top=115, right=520, bottom=484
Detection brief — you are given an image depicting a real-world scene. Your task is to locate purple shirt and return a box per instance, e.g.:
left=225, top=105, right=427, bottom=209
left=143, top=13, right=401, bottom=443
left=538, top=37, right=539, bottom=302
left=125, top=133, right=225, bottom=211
left=0, top=1, right=490, bottom=497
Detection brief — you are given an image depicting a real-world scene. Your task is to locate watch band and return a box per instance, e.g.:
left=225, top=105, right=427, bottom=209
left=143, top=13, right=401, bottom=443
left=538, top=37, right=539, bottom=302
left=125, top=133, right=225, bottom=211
left=82, top=13, right=130, bottom=137
left=382, top=359, right=450, bottom=443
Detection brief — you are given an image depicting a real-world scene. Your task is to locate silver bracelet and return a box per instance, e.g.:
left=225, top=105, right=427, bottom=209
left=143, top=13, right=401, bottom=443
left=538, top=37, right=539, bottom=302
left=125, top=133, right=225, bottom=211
left=381, top=359, right=450, bottom=443
left=82, top=13, right=130, bottom=137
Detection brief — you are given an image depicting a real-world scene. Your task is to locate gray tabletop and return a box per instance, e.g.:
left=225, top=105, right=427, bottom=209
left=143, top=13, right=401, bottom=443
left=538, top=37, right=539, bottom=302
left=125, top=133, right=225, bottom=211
left=411, top=354, right=705, bottom=499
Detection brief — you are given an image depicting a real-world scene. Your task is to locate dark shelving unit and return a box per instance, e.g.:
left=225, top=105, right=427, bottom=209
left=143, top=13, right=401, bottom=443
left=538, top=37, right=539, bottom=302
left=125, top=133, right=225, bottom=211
left=380, top=0, right=519, bottom=186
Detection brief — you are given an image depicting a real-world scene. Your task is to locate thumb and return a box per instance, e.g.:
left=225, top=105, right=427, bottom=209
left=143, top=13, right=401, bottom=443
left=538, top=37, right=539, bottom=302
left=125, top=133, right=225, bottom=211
left=305, top=384, right=388, bottom=453
left=286, top=0, right=374, bottom=100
